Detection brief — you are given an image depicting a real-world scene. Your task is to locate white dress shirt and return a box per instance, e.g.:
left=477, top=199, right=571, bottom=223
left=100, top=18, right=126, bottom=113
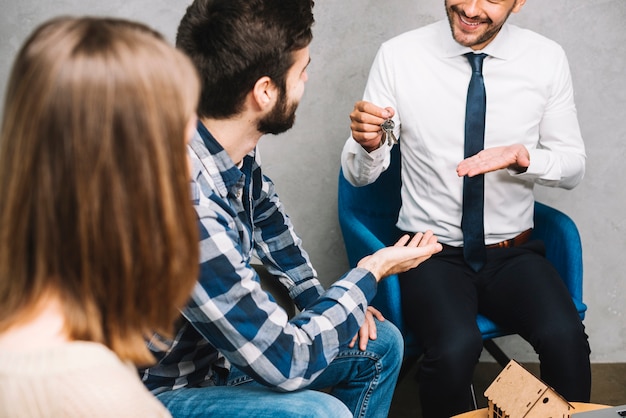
left=341, top=20, right=586, bottom=246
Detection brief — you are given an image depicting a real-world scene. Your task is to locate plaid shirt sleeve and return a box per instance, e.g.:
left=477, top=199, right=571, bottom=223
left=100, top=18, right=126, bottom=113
left=182, top=140, right=378, bottom=391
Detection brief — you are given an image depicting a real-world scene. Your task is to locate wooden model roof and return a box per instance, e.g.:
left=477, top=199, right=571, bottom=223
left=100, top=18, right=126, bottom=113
left=484, top=360, right=574, bottom=418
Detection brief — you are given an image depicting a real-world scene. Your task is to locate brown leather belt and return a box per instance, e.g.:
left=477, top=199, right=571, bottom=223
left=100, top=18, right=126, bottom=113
left=485, top=228, right=532, bottom=249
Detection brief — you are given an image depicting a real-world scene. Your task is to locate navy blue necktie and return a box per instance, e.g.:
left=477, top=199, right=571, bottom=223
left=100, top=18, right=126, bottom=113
left=462, top=53, right=487, bottom=272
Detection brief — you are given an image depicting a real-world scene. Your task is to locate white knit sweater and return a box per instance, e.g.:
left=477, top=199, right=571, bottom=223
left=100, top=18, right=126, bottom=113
left=0, top=341, right=170, bottom=418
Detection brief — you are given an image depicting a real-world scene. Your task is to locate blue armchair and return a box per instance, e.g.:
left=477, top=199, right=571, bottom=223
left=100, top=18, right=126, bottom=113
left=337, top=144, right=586, bottom=370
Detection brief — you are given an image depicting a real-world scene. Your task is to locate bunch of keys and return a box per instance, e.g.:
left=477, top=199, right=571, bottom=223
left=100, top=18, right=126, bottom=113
left=380, top=118, right=398, bottom=146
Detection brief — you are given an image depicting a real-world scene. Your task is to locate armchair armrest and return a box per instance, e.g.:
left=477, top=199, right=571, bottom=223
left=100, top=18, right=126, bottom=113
left=532, top=201, right=586, bottom=318
left=338, top=213, right=405, bottom=327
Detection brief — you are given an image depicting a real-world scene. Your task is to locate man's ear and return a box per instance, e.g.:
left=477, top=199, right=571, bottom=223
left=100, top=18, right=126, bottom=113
left=252, top=76, right=276, bottom=110
left=512, top=0, right=526, bottom=13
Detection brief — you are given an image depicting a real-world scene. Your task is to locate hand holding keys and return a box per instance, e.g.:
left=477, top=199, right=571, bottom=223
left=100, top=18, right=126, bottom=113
left=380, top=119, right=398, bottom=146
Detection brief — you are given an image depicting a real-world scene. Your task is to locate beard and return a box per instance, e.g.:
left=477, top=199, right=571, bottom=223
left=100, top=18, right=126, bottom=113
left=257, top=89, right=299, bottom=135
left=446, top=4, right=512, bottom=49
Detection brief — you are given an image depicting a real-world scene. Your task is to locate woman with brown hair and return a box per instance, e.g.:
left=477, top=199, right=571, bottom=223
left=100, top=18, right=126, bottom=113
left=0, top=16, right=200, bottom=417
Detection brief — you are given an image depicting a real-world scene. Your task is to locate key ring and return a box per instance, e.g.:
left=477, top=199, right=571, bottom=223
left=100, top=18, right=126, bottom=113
left=380, top=118, right=398, bottom=146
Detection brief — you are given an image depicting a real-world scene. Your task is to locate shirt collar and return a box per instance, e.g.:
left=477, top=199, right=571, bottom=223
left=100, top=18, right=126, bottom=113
left=192, top=120, right=245, bottom=194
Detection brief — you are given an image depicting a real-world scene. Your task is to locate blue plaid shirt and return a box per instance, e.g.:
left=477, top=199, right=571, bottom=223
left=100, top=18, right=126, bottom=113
left=140, top=122, right=377, bottom=394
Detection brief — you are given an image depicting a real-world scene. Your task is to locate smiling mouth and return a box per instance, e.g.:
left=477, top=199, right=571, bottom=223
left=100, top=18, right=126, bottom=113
left=459, top=14, right=485, bottom=28
left=460, top=15, right=482, bottom=26
left=455, top=8, right=489, bottom=28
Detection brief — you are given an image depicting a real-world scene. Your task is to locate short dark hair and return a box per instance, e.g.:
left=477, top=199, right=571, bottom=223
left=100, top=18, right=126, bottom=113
left=176, top=0, right=314, bottom=119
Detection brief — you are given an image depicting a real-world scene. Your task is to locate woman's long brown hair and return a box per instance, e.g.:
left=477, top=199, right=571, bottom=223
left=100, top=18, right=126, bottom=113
left=0, top=17, right=200, bottom=366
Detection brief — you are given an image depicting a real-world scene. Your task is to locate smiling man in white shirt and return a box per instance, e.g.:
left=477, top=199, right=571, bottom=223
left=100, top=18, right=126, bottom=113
left=341, top=1, right=591, bottom=417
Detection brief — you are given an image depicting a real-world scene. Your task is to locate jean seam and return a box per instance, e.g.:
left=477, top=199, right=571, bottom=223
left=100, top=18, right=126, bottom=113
left=335, top=349, right=382, bottom=418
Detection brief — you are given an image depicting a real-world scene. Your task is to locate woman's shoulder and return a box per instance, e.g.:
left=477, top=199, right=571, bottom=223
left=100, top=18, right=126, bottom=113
left=0, top=341, right=171, bottom=418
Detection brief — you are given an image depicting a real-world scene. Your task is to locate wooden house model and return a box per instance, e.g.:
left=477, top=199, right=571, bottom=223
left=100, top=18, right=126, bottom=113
left=484, top=360, right=575, bottom=418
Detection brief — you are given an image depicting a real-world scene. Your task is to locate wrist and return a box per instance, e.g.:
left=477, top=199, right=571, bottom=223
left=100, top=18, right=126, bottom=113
left=362, top=140, right=383, bottom=153
left=356, top=257, right=384, bottom=282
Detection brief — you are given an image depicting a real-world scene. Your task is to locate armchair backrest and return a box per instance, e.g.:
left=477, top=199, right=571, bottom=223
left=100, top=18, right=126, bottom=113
left=338, top=145, right=403, bottom=257
left=338, top=145, right=406, bottom=331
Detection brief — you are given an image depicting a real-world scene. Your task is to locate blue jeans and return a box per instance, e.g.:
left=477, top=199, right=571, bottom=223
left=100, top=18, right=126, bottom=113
left=156, top=385, right=351, bottom=418
left=156, top=319, right=403, bottom=418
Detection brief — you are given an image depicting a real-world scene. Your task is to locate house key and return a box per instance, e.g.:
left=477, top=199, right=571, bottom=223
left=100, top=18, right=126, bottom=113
left=380, top=119, right=398, bottom=146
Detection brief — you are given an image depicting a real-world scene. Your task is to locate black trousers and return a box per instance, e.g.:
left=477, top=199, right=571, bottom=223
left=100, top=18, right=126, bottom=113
left=399, top=239, right=591, bottom=418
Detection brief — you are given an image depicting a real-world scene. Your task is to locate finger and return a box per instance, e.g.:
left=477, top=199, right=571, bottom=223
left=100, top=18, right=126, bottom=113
left=422, top=242, right=443, bottom=256
left=349, top=114, right=384, bottom=144
left=423, top=242, right=443, bottom=255
left=426, top=234, right=440, bottom=247
left=350, top=110, right=385, bottom=128
left=404, top=232, right=425, bottom=248
left=368, top=306, right=385, bottom=321
left=357, top=325, right=368, bottom=351
left=354, top=101, right=392, bottom=119
left=365, top=310, right=376, bottom=336
left=410, top=232, right=425, bottom=245
left=360, top=316, right=375, bottom=351
left=418, top=230, right=435, bottom=247
left=351, top=128, right=383, bottom=142
left=518, top=149, right=531, bottom=168
left=394, top=234, right=411, bottom=247
left=399, top=232, right=430, bottom=248
left=383, top=106, right=395, bottom=119
left=457, top=156, right=485, bottom=176
left=404, top=243, right=442, bottom=264
left=349, top=333, right=358, bottom=348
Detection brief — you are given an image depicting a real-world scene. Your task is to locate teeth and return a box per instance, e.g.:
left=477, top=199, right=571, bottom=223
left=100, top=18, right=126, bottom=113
left=460, top=15, right=481, bottom=26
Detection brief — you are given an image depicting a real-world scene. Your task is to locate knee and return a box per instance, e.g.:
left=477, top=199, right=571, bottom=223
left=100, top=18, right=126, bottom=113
left=533, top=320, right=590, bottom=356
left=423, top=329, right=483, bottom=374
left=303, top=391, right=352, bottom=418
left=373, top=319, right=404, bottom=364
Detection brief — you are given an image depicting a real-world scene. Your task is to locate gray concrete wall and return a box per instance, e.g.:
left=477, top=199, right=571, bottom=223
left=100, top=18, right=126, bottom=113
left=1, top=0, right=624, bottom=363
